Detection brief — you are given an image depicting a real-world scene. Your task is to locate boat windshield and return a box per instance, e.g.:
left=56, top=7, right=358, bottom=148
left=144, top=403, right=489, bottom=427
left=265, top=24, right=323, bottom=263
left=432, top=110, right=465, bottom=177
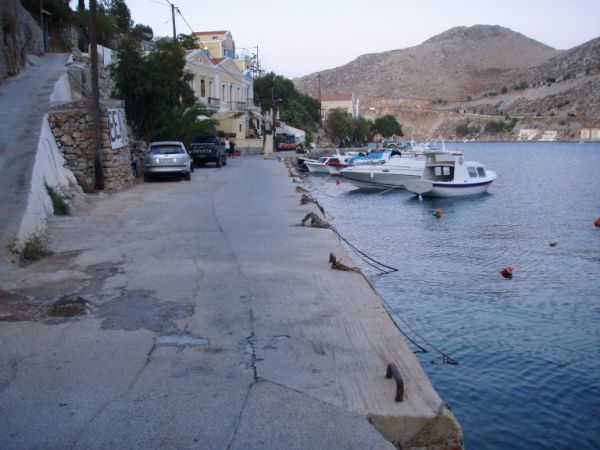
left=477, top=167, right=486, bottom=177
left=317, top=157, right=327, bottom=163
left=468, top=167, right=478, bottom=177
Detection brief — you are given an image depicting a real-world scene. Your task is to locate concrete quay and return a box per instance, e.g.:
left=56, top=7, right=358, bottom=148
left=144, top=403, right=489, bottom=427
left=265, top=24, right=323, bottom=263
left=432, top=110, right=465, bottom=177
left=0, top=156, right=462, bottom=449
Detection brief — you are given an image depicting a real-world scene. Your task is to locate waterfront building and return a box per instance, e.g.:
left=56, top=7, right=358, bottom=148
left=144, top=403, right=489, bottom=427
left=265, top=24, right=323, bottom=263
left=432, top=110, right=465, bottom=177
left=518, top=128, right=539, bottom=140
left=192, top=30, right=235, bottom=59
left=591, top=129, right=600, bottom=139
left=539, top=130, right=558, bottom=141
left=580, top=128, right=590, bottom=139
left=312, top=92, right=360, bottom=119
left=185, top=32, right=263, bottom=150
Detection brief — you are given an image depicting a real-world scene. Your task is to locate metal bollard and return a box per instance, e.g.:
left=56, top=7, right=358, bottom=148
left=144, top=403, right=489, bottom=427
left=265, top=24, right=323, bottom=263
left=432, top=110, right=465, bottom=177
left=385, top=363, right=404, bottom=402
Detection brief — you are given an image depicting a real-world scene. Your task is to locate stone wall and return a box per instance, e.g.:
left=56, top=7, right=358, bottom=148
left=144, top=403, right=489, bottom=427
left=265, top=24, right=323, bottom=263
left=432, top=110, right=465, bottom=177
left=48, top=101, right=135, bottom=193
left=0, top=0, right=44, bottom=81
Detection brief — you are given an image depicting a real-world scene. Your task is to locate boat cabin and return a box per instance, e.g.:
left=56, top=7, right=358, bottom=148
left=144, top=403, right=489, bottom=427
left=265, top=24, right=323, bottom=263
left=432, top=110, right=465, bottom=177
left=422, top=151, right=487, bottom=183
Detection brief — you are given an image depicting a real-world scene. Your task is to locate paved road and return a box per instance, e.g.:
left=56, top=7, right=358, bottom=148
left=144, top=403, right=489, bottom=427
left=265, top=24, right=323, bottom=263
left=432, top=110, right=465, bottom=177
left=0, top=53, right=69, bottom=254
left=0, top=157, right=460, bottom=449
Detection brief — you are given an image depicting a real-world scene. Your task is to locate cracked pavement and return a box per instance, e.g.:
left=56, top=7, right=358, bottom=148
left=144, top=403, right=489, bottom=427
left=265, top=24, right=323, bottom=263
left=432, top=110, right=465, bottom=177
left=0, top=156, right=459, bottom=449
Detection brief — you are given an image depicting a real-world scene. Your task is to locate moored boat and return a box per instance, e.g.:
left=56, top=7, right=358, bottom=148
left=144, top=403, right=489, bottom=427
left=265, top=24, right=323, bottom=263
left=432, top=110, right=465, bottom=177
left=339, top=150, right=425, bottom=189
left=403, top=150, right=496, bottom=197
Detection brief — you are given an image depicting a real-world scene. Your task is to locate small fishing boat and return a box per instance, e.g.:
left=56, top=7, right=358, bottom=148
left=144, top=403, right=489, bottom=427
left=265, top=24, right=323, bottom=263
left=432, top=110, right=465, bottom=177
left=326, top=155, right=355, bottom=175
left=403, top=150, right=496, bottom=197
left=304, top=156, right=333, bottom=174
left=339, top=150, right=425, bottom=189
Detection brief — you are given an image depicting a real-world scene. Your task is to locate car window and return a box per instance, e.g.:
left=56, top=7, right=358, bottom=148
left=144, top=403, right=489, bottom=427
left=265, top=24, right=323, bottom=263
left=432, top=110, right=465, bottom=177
left=149, top=145, right=184, bottom=155
left=193, top=136, right=218, bottom=144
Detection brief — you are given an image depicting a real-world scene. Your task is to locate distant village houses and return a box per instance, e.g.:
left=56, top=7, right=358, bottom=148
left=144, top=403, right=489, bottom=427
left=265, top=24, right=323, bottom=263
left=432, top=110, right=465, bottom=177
left=312, top=92, right=360, bottom=119
left=185, top=30, right=263, bottom=150
left=580, top=128, right=600, bottom=140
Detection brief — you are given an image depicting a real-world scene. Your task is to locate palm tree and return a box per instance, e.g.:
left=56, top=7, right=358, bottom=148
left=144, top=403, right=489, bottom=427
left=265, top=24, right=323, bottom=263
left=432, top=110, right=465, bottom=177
left=152, top=103, right=219, bottom=145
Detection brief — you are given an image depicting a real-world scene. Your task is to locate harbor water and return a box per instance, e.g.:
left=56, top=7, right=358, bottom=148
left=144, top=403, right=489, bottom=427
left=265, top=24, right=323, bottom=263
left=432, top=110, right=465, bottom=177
left=304, top=142, right=600, bottom=449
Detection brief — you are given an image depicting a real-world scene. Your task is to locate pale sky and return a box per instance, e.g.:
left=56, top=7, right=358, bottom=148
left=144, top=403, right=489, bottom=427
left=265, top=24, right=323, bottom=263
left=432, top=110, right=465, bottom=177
left=123, top=0, right=600, bottom=78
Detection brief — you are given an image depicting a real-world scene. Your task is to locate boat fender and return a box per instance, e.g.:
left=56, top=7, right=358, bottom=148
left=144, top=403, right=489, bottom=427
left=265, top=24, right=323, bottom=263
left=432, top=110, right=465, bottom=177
left=595, top=217, right=600, bottom=228
left=549, top=240, right=558, bottom=247
left=500, top=267, right=513, bottom=279
left=433, top=208, right=442, bottom=218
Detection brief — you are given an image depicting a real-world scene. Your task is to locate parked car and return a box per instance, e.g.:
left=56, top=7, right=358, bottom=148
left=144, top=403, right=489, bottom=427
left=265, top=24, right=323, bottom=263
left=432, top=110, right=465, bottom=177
left=276, top=142, right=304, bottom=152
left=189, top=135, right=227, bottom=167
left=143, top=141, right=193, bottom=181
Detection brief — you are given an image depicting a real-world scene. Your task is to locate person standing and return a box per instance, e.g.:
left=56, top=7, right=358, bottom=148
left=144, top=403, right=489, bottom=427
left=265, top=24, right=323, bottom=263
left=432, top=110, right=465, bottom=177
left=229, top=140, right=236, bottom=158
left=224, top=138, right=230, bottom=157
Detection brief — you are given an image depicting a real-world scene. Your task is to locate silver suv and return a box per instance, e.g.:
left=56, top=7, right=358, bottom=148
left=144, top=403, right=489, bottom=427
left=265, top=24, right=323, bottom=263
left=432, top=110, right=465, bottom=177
left=143, top=141, right=193, bottom=181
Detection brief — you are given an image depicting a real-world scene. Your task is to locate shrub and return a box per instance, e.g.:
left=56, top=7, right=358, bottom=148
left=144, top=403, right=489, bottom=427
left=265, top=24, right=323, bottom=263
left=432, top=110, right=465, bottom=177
left=44, top=181, right=70, bottom=215
left=22, top=234, right=50, bottom=262
left=501, top=86, right=508, bottom=94
left=513, top=81, right=529, bottom=90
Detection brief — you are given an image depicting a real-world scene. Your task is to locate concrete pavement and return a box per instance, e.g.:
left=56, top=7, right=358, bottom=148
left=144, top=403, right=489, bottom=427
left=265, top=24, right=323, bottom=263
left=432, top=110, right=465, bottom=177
left=0, top=156, right=461, bottom=449
left=0, top=53, right=70, bottom=256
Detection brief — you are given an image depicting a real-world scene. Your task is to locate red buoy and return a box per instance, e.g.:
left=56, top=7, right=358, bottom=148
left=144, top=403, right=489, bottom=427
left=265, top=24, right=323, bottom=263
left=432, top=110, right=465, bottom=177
left=336, top=179, right=341, bottom=185
left=500, top=267, right=513, bottom=279
left=595, top=217, right=600, bottom=228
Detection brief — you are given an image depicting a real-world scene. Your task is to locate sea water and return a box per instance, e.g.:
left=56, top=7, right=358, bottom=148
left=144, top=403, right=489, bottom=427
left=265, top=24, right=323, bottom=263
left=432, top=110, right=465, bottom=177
left=304, top=142, right=600, bottom=449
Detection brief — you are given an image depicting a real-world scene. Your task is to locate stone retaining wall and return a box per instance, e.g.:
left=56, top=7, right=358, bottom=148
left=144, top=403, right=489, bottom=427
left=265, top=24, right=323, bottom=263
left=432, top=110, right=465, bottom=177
left=48, top=101, right=134, bottom=192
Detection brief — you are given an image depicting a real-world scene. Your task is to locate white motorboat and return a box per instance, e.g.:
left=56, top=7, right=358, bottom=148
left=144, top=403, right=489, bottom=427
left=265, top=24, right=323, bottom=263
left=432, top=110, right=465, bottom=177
left=304, top=156, right=333, bottom=174
left=339, top=150, right=425, bottom=189
left=403, top=150, right=496, bottom=197
left=326, top=155, right=355, bottom=175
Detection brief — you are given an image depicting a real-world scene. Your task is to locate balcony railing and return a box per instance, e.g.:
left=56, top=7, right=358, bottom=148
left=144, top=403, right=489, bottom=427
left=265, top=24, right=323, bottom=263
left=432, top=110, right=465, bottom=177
left=207, top=97, right=220, bottom=107
left=230, top=101, right=247, bottom=111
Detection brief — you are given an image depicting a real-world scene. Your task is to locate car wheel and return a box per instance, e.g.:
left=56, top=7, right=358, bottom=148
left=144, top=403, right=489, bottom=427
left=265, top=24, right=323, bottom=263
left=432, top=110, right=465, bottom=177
left=184, top=171, right=191, bottom=181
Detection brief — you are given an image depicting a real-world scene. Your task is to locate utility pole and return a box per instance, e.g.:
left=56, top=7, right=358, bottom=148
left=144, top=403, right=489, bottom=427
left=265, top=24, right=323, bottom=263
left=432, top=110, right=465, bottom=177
left=317, top=73, right=322, bottom=127
left=171, top=3, right=177, bottom=39
left=89, top=0, right=104, bottom=190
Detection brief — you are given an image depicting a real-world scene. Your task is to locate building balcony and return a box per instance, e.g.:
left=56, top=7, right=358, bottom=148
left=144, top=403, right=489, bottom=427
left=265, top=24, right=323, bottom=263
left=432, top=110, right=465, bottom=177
left=207, top=97, right=220, bottom=108
left=230, top=101, right=247, bottom=111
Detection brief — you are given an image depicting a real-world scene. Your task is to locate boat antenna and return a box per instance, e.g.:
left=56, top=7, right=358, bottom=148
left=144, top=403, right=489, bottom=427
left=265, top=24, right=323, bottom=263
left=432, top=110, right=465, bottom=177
left=439, top=135, right=446, bottom=152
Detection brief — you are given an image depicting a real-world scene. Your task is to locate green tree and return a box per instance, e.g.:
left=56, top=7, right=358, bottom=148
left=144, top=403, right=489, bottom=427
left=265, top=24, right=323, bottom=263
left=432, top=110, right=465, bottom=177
left=325, top=108, right=352, bottom=145
left=371, top=114, right=403, bottom=138
left=350, top=117, right=372, bottom=144
left=153, top=103, right=218, bottom=144
left=131, top=24, right=153, bottom=42
left=107, top=0, right=132, bottom=34
left=177, top=33, right=199, bottom=50
left=111, top=37, right=196, bottom=140
left=254, top=72, right=320, bottom=138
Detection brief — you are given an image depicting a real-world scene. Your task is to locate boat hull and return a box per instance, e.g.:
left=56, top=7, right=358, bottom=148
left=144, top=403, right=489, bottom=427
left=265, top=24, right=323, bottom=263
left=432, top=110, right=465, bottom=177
left=305, top=162, right=330, bottom=174
left=340, top=163, right=424, bottom=189
left=406, top=179, right=495, bottom=197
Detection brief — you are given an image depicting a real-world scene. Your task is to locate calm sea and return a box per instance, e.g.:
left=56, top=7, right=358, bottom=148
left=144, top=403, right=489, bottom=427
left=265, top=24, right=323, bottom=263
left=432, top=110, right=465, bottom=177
left=304, top=142, right=600, bottom=449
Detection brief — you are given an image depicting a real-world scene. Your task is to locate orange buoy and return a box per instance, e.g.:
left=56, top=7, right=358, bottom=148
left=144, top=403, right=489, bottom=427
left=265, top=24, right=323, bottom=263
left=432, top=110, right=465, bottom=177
left=595, top=217, right=600, bottom=228
left=435, top=208, right=442, bottom=218
left=500, top=267, right=513, bottom=279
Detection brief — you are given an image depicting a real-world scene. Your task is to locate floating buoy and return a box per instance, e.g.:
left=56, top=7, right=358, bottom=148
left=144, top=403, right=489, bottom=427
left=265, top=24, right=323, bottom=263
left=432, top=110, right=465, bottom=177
left=336, top=178, right=340, bottom=185
left=549, top=240, right=558, bottom=247
left=435, top=208, right=442, bottom=219
left=500, top=267, right=513, bottom=279
left=595, top=217, right=600, bottom=228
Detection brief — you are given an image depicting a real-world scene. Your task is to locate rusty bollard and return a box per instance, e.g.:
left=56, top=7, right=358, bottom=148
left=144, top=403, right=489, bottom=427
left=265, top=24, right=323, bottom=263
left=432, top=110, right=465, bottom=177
left=385, top=363, right=404, bottom=402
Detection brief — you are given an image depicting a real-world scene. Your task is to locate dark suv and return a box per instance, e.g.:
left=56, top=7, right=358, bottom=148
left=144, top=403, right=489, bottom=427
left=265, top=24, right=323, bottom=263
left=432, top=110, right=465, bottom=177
left=189, top=136, right=227, bottom=167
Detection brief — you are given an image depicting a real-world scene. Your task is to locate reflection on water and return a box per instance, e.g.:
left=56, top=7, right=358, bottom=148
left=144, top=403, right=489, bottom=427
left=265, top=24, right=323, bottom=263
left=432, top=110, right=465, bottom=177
left=305, top=142, right=600, bottom=449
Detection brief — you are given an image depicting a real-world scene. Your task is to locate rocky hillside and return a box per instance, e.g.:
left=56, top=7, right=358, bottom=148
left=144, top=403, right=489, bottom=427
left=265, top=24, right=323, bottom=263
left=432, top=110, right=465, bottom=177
left=294, top=25, right=600, bottom=140
left=294, top=25, right=559, bottom=104
left=0, top=0, right=44, bottom=81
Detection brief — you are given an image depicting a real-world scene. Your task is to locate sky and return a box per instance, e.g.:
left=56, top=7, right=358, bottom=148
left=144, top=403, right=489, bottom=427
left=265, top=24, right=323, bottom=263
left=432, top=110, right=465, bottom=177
left=123, top=0, right=600, bottom=79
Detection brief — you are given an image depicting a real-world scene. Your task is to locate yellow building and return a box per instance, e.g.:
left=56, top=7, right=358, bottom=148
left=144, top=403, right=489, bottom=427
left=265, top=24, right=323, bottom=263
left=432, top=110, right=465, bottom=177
left=185, top=33, right=262, bottom=148
left=312, top=92, right=359, bottom=119
left=192, top=30, right=235, bottom=59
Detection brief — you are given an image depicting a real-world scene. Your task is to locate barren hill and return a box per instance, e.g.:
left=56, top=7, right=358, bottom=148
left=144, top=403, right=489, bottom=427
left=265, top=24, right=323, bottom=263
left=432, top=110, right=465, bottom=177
left=294, top=25, right=600, bottom=140
left=293, top=25, right=560, bottom=104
